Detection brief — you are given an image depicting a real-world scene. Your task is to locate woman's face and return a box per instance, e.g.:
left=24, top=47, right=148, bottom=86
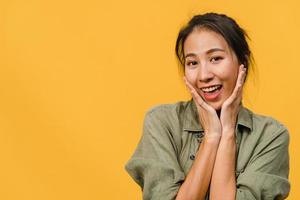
left=184, top=28, right=240, bottom=111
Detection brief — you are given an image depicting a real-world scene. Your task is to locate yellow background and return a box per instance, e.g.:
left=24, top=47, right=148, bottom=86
left=0, top=0, right=299, bottom=199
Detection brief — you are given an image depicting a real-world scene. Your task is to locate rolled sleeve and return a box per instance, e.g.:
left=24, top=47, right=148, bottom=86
left=236, top=125, right=290, bottom=200
left=125, top=108, right=185, bottom=200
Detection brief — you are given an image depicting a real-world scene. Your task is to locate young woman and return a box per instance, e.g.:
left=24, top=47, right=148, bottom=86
left=125, top=13, right=290, bottom=200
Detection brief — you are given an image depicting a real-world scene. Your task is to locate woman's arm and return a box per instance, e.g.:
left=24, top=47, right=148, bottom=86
left=209, top=65, right=246, bottom=200
left=209, top=134, right=236, bottom=200
left=179, top=77, right=223, bottom=200
left=176, top=135, right=220, bottom=200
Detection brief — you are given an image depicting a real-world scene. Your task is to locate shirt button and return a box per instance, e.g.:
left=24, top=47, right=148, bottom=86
left=190, top=154, right=195, bottom=160
left=195, top=133, right=202, bottom=143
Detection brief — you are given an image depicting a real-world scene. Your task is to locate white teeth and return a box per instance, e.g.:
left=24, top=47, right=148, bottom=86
left=201, top=85, right=221, bottom=92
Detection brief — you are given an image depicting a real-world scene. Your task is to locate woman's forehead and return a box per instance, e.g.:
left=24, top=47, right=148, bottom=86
left=184, top=29, right=229, bottom=54
left=183, top=29, right=236, bottom=58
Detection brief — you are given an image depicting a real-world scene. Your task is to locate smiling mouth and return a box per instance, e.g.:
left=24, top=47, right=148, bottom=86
left=200, top=85, right=222, bottom=93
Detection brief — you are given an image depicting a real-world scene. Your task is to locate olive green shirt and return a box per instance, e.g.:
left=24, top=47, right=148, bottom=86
left=125, top=99, right=290, bottom=200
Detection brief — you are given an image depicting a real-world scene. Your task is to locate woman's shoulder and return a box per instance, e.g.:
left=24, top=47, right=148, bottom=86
left=144, top=100, right=190, bottom=121
left=250, top=109, right=288, bottom=130
left=245, top=107, right=289, bottom=144
left=142, top=100, right=194, bottom=134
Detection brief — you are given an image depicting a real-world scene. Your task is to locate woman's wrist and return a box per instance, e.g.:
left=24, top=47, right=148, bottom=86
left=221, top=129, right=236, bottom=140
left=203, top=133, right=221, bottom=144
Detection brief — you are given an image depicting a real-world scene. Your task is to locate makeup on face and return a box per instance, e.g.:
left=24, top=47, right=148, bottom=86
left=183, top=29, right=240, bottom=110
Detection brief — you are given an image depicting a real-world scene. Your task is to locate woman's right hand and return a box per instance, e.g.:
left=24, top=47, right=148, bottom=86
left=183, top=77, right=222, bottom=141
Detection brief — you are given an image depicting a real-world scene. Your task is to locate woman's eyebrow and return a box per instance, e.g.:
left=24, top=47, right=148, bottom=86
left=185, top=53, right=197, bottom=58
left=185, top=48, right=225, bottom=58
left=206, top=48, right=225, bottom=54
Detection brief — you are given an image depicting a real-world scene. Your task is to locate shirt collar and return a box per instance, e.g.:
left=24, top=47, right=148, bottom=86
left=182, top=98, right=253, bottom=132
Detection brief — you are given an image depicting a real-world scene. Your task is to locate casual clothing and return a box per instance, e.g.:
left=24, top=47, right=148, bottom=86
left=125, top=98, right=290, bottom=200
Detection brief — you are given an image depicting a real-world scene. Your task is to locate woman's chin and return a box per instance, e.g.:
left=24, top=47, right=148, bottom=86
left=207, top=102, right=222, bottom=111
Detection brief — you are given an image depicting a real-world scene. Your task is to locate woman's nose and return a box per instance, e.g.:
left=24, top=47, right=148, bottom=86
left=197, top=64, right=214, bottom=83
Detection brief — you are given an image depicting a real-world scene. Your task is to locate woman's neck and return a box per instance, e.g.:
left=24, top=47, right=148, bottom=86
left=216, top=109, right=221, bottom=118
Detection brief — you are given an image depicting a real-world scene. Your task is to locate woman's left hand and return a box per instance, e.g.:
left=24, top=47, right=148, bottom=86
left=220, top=64, right=247, bottom=137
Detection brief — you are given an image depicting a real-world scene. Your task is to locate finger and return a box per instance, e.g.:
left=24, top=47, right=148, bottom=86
left=238, top=64, right=247, bottom=86
left=236, top=64, right=247, bottom=94
left=183, top=76, right=208, bottom=109
left=224, top=65, right=246, bottom=105
left=232, top=64, right=246, bottom=98
left=183, top=77, right=203, bottom=105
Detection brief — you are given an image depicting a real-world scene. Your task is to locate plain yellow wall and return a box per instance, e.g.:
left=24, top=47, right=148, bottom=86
left=0, top=0, right=299, bottom=199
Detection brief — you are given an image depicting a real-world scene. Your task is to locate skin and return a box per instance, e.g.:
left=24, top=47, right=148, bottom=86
left=175, top=28, right=247, bottom=200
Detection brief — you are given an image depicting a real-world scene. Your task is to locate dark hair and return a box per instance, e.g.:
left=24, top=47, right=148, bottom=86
left=175, top=12, right=253, bottom=79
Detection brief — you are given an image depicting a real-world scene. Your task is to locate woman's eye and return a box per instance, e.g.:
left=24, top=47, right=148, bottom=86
left=186, top=61, right=198, bottom=66
left=210, top=56, right=223, bottom=63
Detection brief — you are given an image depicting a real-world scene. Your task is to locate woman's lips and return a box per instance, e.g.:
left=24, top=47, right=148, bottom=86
left=201, top=86, right=223, bottom=101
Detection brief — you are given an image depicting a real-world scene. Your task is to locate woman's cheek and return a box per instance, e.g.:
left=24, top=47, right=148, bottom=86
left=217, top=65, right=237, bottom=81
left=185, top=70, right=197, bottom=83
